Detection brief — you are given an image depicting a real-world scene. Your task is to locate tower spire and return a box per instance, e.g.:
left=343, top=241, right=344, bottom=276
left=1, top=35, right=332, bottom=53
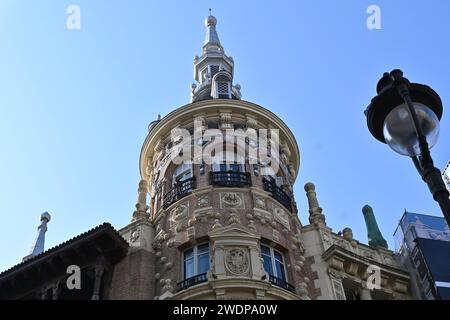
left=362, top=205, right=388, bottom=249
left=203, top=11, right=222, bottom=52
left=23, top=212, right=51, bottom=261
left=191, top=13, right=241, bottom=102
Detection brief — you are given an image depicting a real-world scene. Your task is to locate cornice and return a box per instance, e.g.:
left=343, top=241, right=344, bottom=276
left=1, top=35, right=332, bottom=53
left=139, top=99, right=301, bottom=181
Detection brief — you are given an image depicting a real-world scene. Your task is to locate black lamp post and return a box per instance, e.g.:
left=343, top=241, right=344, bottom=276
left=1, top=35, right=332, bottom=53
left=365, top=69, right=450, bottom=226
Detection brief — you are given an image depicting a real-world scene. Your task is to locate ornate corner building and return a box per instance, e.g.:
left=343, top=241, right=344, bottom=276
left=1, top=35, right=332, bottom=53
left=0, top=14, right=412, bottom=300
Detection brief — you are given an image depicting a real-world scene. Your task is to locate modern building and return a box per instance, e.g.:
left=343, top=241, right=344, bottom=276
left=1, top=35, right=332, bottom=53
left=0, top=14, right=412, bottom=300
left=394, top=211, right=450, bottom=299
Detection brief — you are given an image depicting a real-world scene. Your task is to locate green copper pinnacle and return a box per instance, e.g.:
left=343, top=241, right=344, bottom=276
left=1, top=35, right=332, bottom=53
left=362, top=205, right=388, bottom=249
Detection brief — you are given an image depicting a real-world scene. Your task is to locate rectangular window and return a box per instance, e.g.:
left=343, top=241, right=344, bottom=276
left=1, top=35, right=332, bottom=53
left=183, top=244, right=210, bottom=280
left=217, top=81, right=229, bottom=94
left=261, top=245, right=287, bottom=280
left=183, top=248, right=195, bottom=279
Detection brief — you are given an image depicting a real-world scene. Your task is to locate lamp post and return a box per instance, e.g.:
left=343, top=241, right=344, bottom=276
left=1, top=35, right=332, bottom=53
left=365, top=69, right=450, bottom=226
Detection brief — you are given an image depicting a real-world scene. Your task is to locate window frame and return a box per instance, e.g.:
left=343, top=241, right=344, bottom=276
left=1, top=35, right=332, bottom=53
left=182, top=243, right=210, bottom=280
left=261, top=244, right=287, bottom=281
left=172, top=163, right=193, bottom=186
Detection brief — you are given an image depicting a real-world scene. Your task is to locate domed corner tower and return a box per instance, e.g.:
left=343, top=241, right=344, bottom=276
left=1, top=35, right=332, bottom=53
left=117, top=14, right=312, bottom=300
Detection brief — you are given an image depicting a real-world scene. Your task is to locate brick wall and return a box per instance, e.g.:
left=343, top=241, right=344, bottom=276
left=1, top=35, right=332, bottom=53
left=109, top=249, right=155, bottom=300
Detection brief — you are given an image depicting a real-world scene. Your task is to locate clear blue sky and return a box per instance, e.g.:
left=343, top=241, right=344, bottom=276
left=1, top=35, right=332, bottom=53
left=1, top=0, right=449, bottom=272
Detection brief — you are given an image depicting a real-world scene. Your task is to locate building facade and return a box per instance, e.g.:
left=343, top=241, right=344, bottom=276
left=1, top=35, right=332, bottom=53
left=0, top=14, right=412, bottom=300
left=394, top=211, right=450, bottom=299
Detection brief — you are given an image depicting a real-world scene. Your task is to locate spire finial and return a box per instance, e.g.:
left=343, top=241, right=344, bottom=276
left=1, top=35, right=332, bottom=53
left=23, top=212, right=51, bottom=261
left=209, top=8, right=212, bottom=16
left=304, top=182, right=326, bottom=227
left=362, top=205, right=388, bottom=249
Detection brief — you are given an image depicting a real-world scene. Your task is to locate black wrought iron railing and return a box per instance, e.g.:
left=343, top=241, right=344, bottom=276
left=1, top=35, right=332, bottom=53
left=269, top=275, right=296, bottom=293
left=209, top=171, right=252, bottom=188
left=163, top=177, right=196, bottom=209
left=176, top=273, right=208, bottom=292
left=263, top=178, right=292, bottom=211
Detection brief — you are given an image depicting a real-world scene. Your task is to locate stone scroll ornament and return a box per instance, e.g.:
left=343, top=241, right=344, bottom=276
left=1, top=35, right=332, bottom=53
left=225, top=248, right=250, bottom=275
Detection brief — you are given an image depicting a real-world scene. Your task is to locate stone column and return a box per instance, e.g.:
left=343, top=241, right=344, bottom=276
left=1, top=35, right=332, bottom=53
left=132, top=179, right=149, bottom=222
left=359, top=283, right=372, bottom=300
left=249, top=245, right=265, bottom=280
left=304, top=183, right=326, bottom=226
left=91, top=264, right=105, bottom=300
left=329, top=270, right=346, bottom=300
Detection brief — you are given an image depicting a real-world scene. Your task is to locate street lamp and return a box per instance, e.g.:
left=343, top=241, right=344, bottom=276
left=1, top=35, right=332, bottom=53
left=365, top=69, right=450, bottom=226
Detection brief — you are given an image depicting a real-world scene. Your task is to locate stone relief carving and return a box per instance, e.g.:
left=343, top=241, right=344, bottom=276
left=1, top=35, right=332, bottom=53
left=322, top=231, right=334, bottom=250
left=221, top=192, right=244, bottom=209
left=227, top=211, right=241, bottom=225
left=220, top=112, right=233, bottom=129
left=165, top=262, right=173, bottom=270
left=225, top=248, right=250, bottom=275
left=212, top=219, right=223, bottom=230
left=273, top=205, right=290, bottom=230
left=170, top=204, right=188, bottom=222
left=363, top=250, right=375, bottom=260
left=297, top=282, right=309, bottom=300
left=194, top=209, right=215, bottom=222
left=154, top=226, right=169, bottom=245
left=253, top=206, right=273, bottom=223
left=248, top=219, right=257, bottom=232
left=162, top=279, right=174, bottom=293
left=332, top=278, right=346, bottom=300
left=197, top=195, right=210, bottom=208
left=130, top=228, right=140, bottom=243
left=254, top=197, right=266, bottom=209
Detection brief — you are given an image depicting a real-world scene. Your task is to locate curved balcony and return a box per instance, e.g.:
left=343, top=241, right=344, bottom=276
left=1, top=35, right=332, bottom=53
left=163, top=177, right=196, bottom=209
left=209, top=171, right=252, bottom=188
left=176, top=273, right=208, bottom=292
left=263, top=178, right=292, bottom=211
left=269, top=275, right=296, bottom=293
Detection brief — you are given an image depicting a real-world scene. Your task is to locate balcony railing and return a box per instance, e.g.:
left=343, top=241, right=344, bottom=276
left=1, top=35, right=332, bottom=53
left=269, top=275, right=296, bottom=293
left=163, top=177, right=196, bottom=209
left=209, top=171, right=252, bottom=188
left=263, top=178, right=292, bottom=211
left=176, top=273, right=208, bottom=292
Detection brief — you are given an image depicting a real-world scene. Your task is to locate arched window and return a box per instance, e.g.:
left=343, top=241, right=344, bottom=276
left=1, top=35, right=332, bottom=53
left=172, top=162, right=192, bottom=186
left=212, top=72, right=232, bottom=99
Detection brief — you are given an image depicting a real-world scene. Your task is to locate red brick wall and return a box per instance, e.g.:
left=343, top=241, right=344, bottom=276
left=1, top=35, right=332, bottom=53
left=108, top=249, right=155, bottom=300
